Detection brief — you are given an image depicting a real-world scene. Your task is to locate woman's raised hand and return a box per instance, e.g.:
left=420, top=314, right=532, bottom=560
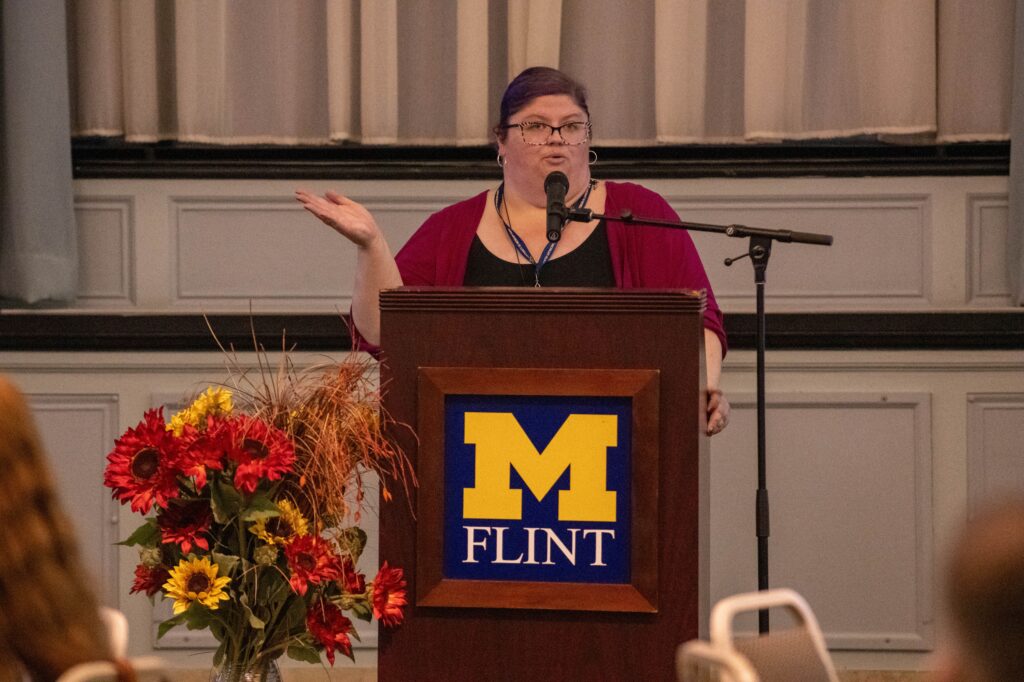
left=295, top=189, right=382, bottom=249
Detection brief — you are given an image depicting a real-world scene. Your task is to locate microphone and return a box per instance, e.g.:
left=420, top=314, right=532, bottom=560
left=544, top=171, right=569, bottom=242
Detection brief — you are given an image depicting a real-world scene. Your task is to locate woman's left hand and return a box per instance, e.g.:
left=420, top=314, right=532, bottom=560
left=707, top=387, right=730, bottom=436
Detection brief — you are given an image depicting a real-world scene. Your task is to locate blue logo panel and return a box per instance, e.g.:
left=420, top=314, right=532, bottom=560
left=443, top=394, right=632, bottom=583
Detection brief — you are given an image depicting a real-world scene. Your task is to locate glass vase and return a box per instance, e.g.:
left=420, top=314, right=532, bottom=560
left=210, top=659, right=282, bottom=682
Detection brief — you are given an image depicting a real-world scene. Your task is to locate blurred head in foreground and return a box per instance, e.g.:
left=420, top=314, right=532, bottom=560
left=0, top=375, right=112, bottom=680
left=937, top=498, right=1024, bottom=682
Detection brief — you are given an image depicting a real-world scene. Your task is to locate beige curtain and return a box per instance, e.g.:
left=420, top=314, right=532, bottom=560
left=68, top=0, right=1015, bottom=145
left=2, top=0, right=78, bottom=305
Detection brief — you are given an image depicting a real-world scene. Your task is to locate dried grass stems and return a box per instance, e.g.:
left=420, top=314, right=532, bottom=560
left=203, top=316, right=416, bottom=541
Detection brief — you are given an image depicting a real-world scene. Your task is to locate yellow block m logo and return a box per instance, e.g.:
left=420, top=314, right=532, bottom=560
left=462, top=412, right=617, bottom=522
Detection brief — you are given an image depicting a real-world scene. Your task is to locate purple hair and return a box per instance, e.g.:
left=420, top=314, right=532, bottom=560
left=494, top=67, right=590, bottom=141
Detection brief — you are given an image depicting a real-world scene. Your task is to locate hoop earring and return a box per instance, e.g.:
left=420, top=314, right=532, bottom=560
left=497, top=153, right=505, bottom=168
left=588, top=150, right=598, bottom=165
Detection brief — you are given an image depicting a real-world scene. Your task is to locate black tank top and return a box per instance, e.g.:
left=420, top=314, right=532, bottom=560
left=463, top=221, right=616, bottom=287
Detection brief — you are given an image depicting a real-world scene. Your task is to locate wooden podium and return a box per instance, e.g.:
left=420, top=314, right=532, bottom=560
left=377, top=287, right=709, bottom=682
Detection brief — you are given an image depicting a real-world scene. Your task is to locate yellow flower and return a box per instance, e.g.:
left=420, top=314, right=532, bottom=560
left=163, top=556, right=231, bottom=614
left=166, top=407, right=197, bottom=437
left=249, top=499, right=309, bottom=546
left=193, top=387, right=233, bottom=419
left=167, top=387, right=233, bottom=436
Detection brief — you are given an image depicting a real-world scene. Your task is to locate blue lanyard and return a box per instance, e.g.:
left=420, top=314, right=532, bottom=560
left=493, top=180, right=595, bottom=287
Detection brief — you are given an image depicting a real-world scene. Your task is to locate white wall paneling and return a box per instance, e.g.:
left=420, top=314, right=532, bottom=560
left=967, top=194, right=1012, bottom=304
left=26, top=393, right=121, bottom=605
left=8, top=172, right=1017, bottom=673
left=70, top=175, right=1010, bottom=313
left=670, top=194, right=930, bottom=308
left=4, top=349, right=1024, bottom=672
left=168, top=193, right=462, bottom=309
left=73, top=196, right=135, bottom=305
left=966, top=393, right=1024, bottom=513
left=709, top=391, right=934, bottom=651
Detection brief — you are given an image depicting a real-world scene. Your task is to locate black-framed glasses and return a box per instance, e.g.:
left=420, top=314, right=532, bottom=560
left=500, top=120, right=591, bottom=146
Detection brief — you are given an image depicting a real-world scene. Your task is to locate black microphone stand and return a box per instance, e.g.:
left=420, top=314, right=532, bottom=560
left=563, top=206, right=833, bottom=634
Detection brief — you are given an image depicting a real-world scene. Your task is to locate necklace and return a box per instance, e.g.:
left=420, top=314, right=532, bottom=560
left=493, top=179, right=596, bottom=287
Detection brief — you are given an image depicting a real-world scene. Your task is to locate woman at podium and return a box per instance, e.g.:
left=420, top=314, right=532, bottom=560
left=296, top=67, right=730, bottom=435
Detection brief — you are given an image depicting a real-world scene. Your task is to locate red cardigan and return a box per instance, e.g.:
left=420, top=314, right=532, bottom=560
left=358, top=181, right=727, bottom=354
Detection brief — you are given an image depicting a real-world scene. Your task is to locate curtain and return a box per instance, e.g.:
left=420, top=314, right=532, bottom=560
left=1, top=0, right=78, bottom=305
left=1009, top=0, right=1024, bottom=306
left=67, top=0, right=1016, bottom=146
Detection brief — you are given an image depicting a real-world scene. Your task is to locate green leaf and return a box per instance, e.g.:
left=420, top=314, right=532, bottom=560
left=212, top=551, right=241, bottom=577
left=210, top=478, right=242, bottom=524
left=209, top=619, right=227, bottom=642
left=281, top=595, right=307, bottom=631
left=184, top=604, right=214, bottom=630
left=286, top=643, right=323, bottom=665
left=337, top=526, right=367, bottom=561
left=157, top=612, right=188, bottom=639
left=240, top=493, right=281, bottom=522
left=117, top=518, right=160, bottom=547
left=238, top=597, right=266, bottom=630
left=348, top=600, right=373, bottom=623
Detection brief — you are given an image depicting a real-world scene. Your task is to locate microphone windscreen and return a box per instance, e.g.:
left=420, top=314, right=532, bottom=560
left=544, top=171, right=569, bottom=194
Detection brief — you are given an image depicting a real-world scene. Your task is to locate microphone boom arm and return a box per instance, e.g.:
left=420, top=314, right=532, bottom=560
left=563, top=202, right=832, bottom=635
left=564, top=207, right=833, bottom=246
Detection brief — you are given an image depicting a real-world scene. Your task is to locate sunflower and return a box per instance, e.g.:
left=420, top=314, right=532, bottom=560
left=163, top=556, right=231, bottom=614
left=249, top=498, right=309, bottom=546
left=103, top=408, right=183, bottom=514
left=225, top=415, right=296, bottom=494
left=158, top=500, right=213, bottom=553
left=306, top=599, right=355, bottom=665
left=284, top=535, right=342, bottom=596
left=371, top=561, right=408, bottom=628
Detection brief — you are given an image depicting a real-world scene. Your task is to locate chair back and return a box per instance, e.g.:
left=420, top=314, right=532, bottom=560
left=98, top=607, right=128, bottom=659
left=57, top=656, right=168, bottom=682
left=710, top=588, right=839, bottom=682
left=677, top=639, right=760, bottom=682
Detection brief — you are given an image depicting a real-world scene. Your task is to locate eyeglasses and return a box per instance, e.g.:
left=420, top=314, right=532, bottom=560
left=500, top=120, right=591, bottom=146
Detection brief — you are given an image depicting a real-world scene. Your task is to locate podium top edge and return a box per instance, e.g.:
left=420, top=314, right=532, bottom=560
left=379, top=286, right=707, bottom=312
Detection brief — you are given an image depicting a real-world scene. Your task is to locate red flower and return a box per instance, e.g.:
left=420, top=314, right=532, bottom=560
left=306, top=599, right=354, bottom=665
left=339, top=557, right=366, bottom=595
left=158, top=500, right=212, bottom=553
left=103, top=409, right=183, bottom=514
left=284, top=535, right=342, bottom=596
left=371, top=561, right=407, bottom=628
left=176, top=416, right=228, bottom=490
left=224, top=415, right=295, bottom=494
left=130, top=563, right=171, bottom=597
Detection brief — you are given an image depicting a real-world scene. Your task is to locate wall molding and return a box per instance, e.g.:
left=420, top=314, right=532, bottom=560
left=27, top=393, right=121, bottom=605
left=73, top=196, right=136, bottom=305
left=667, top=194, right=930, bottom=304
left=966, top=393, right=1024, bottom=514
left=966, top=193, right=1012, bottom=304
left=5, top=312, right=1022, bottom=352
left=71, top=141, right=1011, bottom=180
left=720, top=392, right=934, bottom=651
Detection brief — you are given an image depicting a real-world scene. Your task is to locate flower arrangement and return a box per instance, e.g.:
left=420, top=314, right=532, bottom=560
left=103, top=353, right=412, bottom=676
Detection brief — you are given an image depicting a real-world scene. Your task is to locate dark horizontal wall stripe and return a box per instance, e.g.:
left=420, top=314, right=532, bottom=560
left=725, top=312, right=1024, bottom=350
left=0, top=314, right=356, bottom=352
left=71, top=141, right=1010, bottom=180
left=2, top=312, right=1022, bottom=352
